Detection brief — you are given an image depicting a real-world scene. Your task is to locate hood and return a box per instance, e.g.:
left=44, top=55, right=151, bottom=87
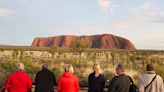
left=63, top=72, right=73, bottom=77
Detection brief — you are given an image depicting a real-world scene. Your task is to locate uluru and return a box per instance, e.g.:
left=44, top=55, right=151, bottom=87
left=31, top=34, right=136, bottom=50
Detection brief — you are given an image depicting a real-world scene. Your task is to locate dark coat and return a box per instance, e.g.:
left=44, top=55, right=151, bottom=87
left=35, top=68, right=56, bottom=92
left=88, top=72, right=105, bottom=92
left=108, top=74, right=131, bottom=92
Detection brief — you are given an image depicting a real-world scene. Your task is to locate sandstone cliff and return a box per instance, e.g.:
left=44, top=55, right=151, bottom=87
left=31, top=34, right=136, bottom=50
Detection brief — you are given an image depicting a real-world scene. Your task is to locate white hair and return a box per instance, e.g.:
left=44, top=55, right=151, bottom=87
left=16, top=62, right=25, bottom=71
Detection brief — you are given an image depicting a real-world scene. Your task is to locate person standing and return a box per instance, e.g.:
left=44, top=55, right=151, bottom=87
left=35, top=64, right=56, bottom=92
left=88, top=63, right=105, bottom=92
left=108, top=64, right=131, bottom=92
left=138, top=63, right=164, bottom=92
left=4, top=62, right=32, bottom=92
left=57, top=64, right=79, bottom=92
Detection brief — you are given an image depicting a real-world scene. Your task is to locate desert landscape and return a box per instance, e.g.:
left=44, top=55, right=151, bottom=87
left=0, top=39, right=164, bottom=91
left=1, top=0, right=164, bottom=91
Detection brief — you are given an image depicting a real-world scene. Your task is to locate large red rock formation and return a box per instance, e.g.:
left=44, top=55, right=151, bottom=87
left=31, top=34, right=136, bottom=50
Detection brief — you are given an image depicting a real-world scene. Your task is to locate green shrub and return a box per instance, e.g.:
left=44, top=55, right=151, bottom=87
left=156, top=65, right=164, bottom=80
left=103, top=70, right=115, bottom=80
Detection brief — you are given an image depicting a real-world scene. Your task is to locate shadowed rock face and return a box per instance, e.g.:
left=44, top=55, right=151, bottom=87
left=31, top=34, right=136, bottom=50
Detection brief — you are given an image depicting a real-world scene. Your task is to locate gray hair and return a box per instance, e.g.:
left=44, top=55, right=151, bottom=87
left=16, top=62, right=25, bottom=71
left=42, top=64, right=48, bottom=69
left=116, top=64, right=125, bottom=72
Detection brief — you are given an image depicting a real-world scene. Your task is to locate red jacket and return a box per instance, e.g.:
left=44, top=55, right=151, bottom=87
left=57, top=72, right=79, bottom=92
left=4, top=71, right=32, bottom=92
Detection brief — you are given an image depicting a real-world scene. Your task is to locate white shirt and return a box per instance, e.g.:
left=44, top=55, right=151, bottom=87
left=138, top=71, right=164, bottom=92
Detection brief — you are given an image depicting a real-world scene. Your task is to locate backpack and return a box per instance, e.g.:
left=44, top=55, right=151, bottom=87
left=128, top=76, right=138, bottom=92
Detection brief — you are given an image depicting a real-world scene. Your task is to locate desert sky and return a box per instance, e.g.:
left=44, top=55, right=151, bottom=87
left=0, top=0, right=164, bottom=50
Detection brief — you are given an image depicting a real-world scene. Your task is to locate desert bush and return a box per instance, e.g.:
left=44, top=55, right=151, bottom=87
left=52, top=67, right=63, bottom=80
left=21, top=57, right=40, bottom=74
left=132, top=74, right=140, bottom=85
left=156, top=64, right=164, bottom=80
left=0, top=48, right=164, bottom=88
left=103, top=70, right=115, bottom=80
left=0, top=60, right=19, bottom=85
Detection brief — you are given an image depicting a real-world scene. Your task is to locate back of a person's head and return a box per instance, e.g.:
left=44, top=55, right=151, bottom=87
left=65, top=64, right=74, bottom=73
left=116, top=64, right=125, bottom=72
left=42, top=64, right=48, bottom=69
left=147, top=63, right=156, bottom=71
left=16, top=62, right=25, bottom=71
left=93, top=63, right=101, bottom=72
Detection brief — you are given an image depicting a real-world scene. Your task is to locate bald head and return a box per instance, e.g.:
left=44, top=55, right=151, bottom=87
left=147, top=63, right=156, bottom=71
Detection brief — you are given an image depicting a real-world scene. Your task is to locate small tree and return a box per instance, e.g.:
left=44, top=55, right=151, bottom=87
left=72, top=38, right=91, bottom=62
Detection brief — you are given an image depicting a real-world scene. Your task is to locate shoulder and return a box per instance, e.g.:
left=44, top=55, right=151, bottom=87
left=121, top=75, right=131, bottom=81
left=10, top=72, right=16, bottom=76
left=58, top=74, right=64, bottom=80
left=22, top=72, right=31, bottom=78
left=7, top=72, right=16, bottom=79
left=111, top=75, right=125, bottom=82
left=111, top=76, right=118, bottom=81
left=156, top=75, right=163, bottom=81
left=113, top=76, right=118, bottom=78
left=123, top=75, right=131, bottom=79
left=99, top=74, right=105, bottom=79
left=45, top=69, right=55, bottom=75
left=36, top=70, right=42, bottom=74
left=74, top=74, right=78, bottom=79
left=89, top=72, right=94, bottom=77
left=99, top=74, right=105, bottom=77
left=109, top=76, right=118, bottom=85
left=120, top=74, right=128, bottom=77
left=139, top=74, right=146, bottom=79
left=139, top=73, right=151, bottom=80
left=73, top=75, right=78, bottom=81
left=49, top=70, right=55, bottom=75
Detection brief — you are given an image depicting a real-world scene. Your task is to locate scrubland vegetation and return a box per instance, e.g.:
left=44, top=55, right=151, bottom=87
left=0, top=46, right=164, bottom=88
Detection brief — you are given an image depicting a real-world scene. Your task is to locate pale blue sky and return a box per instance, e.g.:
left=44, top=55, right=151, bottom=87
left=0, top=0, right=164, bottom=50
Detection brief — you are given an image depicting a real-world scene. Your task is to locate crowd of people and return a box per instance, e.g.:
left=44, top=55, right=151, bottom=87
left=2, top=62, right=164, bottom=92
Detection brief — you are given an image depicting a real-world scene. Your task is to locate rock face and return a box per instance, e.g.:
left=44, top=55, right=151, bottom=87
left=31, top=34, right=136, bottom=50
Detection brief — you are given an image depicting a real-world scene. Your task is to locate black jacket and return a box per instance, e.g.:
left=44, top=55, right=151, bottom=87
left=35, top=68, right=56, bottom=92
left=108, top=74, right=131, bottom=92
left=88, top=72, right=105, bottom=92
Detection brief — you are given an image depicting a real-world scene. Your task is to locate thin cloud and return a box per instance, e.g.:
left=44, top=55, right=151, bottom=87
left=112, top=2, right=163, bottom=30
left=152, top=17, right=164, bottom=23
left=0, top=8, right=15, bottom=18
left=98, top=0, right=115, bottom=13
left=111, top=12, right=164, bottom=30
left=129, top=2, right=159, bottom=16
left=111, top=16, right=146, bottom=30
left=150, top=12, right=164, bottom=23
left=17, top=0, right=34, bottom=6
left=47, top=25, right=104, bottom=36
left=18, top=0, right=30, bottom=4
left=144, top=38, right=164, bottom=50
